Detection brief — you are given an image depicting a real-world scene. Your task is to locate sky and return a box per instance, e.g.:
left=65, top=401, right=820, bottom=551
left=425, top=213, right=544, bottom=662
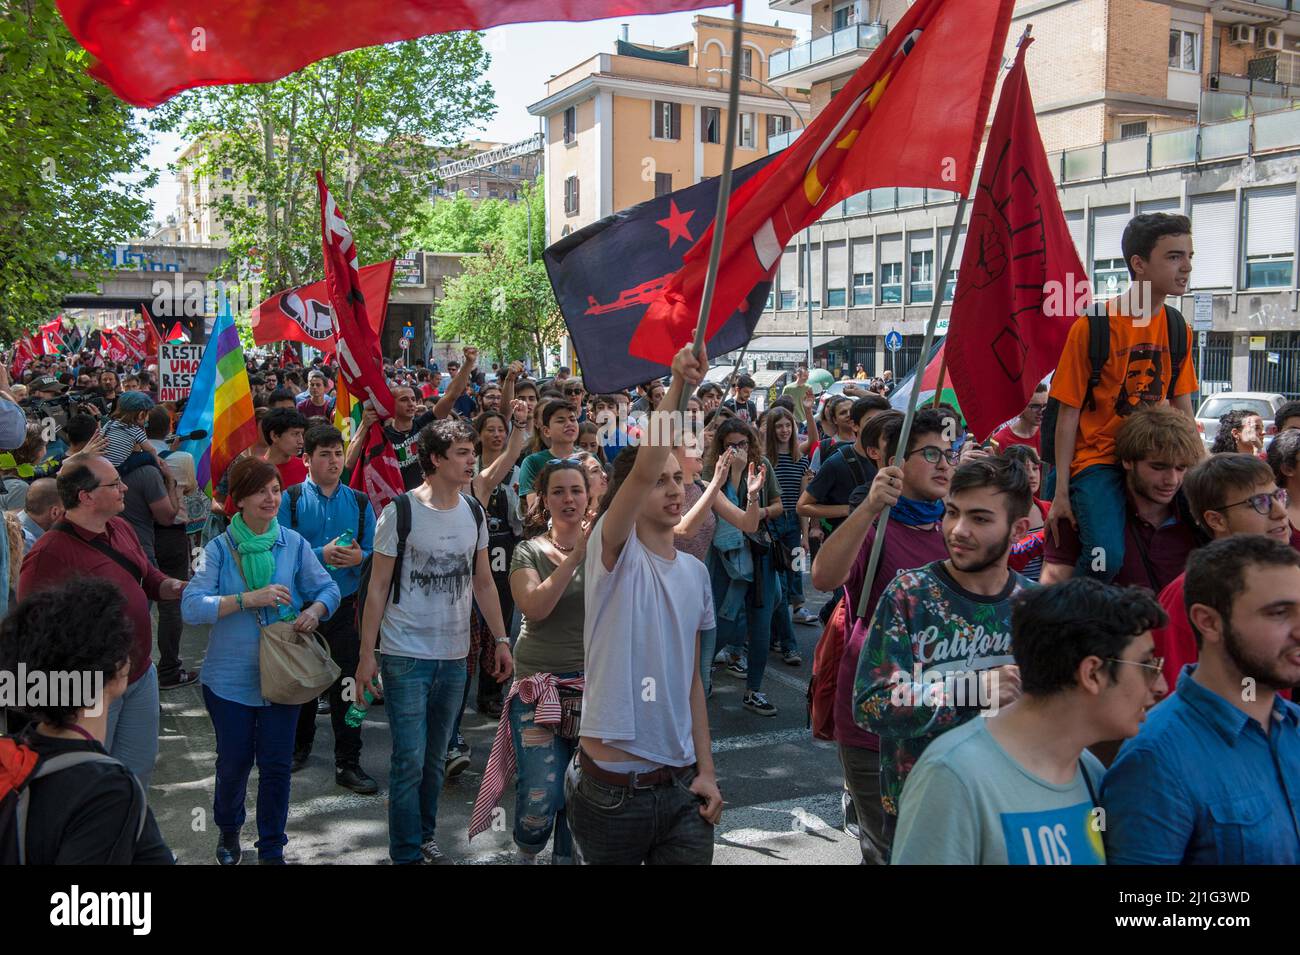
left=135, top=4, right=807, bottom=225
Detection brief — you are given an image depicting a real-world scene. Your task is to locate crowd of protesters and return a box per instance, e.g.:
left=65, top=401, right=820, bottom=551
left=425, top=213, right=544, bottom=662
left=2, top=213, right=1300, bottom=866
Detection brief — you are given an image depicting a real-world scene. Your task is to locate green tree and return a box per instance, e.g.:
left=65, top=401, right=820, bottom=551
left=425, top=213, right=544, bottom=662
left=434, top=242, right=563, bottom=370
left=412, top=193, right=505, bottom=253
left=152, top=34, right=495, bottom=296
left=0, top=0, right=154, bottom=338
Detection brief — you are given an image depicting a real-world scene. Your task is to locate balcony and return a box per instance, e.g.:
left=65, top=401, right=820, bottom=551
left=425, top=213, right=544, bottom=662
left=769, top=22, right=887, bottom=86
left=1050, top=104, right=1300, bottom=183
left=768, top=127, right=802, bottom=151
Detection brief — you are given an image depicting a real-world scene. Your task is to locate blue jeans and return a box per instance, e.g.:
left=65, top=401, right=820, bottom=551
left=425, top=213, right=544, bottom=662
left=106, top=663, right=159, bottom=791
left=709, top=549, right=784, bottom=692
left=771, top=512, right=805, bottom=608
left=382, top=654, right=468, bottom=864
left=202, top=684, right=299, bottom=859
left=507, top=678, right=580, bottom=862
left=564, top=756, right=713, bottom=865
left=1068, top=463, right=1126, bottom=582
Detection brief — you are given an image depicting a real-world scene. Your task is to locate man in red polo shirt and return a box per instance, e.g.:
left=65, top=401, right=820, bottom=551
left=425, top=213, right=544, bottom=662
left=1152, top=453, right=1291, bottom=691
left=1043, top=406, right=1205, bottom=591
left=988, top=383, right=1048, bottom=454
left=19, top=454, right=187, bottom=790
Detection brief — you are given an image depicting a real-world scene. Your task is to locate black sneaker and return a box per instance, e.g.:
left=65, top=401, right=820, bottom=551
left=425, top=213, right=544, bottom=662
left=743, top=691, right=778, bottom=717
left=159, top=668, right=199, bottom=690
left=216, top=830, right=241, bottom=866
left=291, top=750, right=310, bottom=773
left=316, top=696, right=331, bottom=716
left=335, top=764, right=379, bottom=795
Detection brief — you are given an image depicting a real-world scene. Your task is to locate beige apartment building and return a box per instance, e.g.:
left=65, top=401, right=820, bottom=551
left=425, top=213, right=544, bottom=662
left=528, top=16, right=813, bottom=245
left=738, top=0, right=1300, bottom=399
left=172, top=139, right=258, bottom=246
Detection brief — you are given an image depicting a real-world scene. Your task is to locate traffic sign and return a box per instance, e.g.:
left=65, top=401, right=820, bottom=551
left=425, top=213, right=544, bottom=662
left=1193, top=292, right=1213, bottom=332
left=401, top=326, right=415, bottom=339
left=885, top=331, right=903, bottom=352
left=399, top=337, right=410, bottom=350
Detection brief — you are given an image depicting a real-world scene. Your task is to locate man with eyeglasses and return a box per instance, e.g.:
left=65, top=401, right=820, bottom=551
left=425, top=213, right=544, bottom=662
left=19, top=454, right=188, bottom=790
left=1043, top=406, right=1204, bottom=590
left=1102, top=535, right=1300, bottom=864
left=811, top=408, right=963, bottom=863
left=1148, top=453, right=1290, bottom=694
left=989, top=382, right=1049, bottom=455
left=893, top=579, right=1167, bottom=864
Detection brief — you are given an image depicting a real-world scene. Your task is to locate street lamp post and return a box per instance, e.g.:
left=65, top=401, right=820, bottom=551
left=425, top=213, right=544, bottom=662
left=708, top=68, right=814, bottom=371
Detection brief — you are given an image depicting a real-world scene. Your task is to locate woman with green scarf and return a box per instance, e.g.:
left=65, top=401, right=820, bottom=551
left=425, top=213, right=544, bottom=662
left=182, top=456, right=340, bottom=865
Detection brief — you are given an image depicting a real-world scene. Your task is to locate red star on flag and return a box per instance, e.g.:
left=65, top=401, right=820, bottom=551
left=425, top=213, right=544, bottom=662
left=656, top=200, right=694, bottom=249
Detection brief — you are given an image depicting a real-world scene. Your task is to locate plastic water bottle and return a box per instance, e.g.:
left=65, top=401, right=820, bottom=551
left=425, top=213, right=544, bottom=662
left=276, top=599, right=297, bottom=622
left=344, top=687, right=375, bottom=728
left=335, top=528, right=355, bottom=547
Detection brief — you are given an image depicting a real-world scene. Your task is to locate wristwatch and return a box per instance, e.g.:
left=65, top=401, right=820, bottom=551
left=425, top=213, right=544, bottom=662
left=494, top=636, right=510, bottom=645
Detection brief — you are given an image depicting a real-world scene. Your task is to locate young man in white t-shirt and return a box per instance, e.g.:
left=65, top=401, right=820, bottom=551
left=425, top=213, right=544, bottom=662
left=356, top=417, right=513, bottom=865
left=566, top=343, right=723, bottom=865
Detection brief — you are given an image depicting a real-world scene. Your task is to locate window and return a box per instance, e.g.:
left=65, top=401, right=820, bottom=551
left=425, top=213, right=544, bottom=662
left=563, top=175, right=580, bottom=216
left=765, top=290, right=775, bottom=309
left=223, top=193, right=233, bottom=206
left=852, top=272, right=874, bottom=306
left=1120, top=121, right=1149, bottom=140
left=827, top=288, right=846, bottom=307
left=246, top=195, right=257, bottom=208
left=221, top=167, right=233, bottom=181
left=766, top=115, right=790, bottom=139
left=563, top=106, right=577, bottom=145
left=739, top=112, right=755, bottom=149
left=655, top=172, right=673, bottom=197
left=1246, top=256, right=1293, bottom=288
left=511, top=163, right=521, bottom=176
left=910, top=249, right=934, bottom=303
left=653, top=101, right=681, bottom=140
left=943, top=272, right=958, bottom=302
left=1093, top=257, right=1129, bottom=296
left=740, top=48, right=754, bottom=79
left=880, top=262, right=903, bottom=303
left=833, top=2, right=857, bottom=31
left=702, top=106, right=721, bottom=144
left=1168, top=29, right=1199, bottom=72
left=780, top=290, right=797, bottom=310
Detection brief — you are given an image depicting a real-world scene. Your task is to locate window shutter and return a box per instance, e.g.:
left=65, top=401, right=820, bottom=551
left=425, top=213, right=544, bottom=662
left=879, top=234, right=903, bottom=266
left=671, top=103, right=681, bottom=140
left=1190, top=194, right=1235, bottom=288
left=1245, top=186, right=1296, bottom=257
left=850, top=237, right=874, bottom=277
left=826, top=239, right=847, bottom=290
left=909, top=233, right=934, bottom=254
left=1091, top=205, right=1129, bottom=262
left=573, top=177, right=580, bottom=215
left=1065, top=210, right=1086, bottom=261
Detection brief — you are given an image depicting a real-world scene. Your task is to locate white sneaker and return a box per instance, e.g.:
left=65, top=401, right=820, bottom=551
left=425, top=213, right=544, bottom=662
left=420, top=839, right=446, bottom=864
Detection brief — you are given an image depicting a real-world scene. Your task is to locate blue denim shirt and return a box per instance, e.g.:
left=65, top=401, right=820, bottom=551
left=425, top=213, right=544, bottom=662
left=182, top=526, right=341, bottom=707
left=276, top=477, right=374, bottom=599
left=1101, top=665, right=1300, bottom=864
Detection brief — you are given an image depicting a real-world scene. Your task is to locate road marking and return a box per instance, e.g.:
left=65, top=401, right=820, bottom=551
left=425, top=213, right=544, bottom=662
left=711, top=726, right=832, bottom=753
left=715, top=790, right=844, bottom=844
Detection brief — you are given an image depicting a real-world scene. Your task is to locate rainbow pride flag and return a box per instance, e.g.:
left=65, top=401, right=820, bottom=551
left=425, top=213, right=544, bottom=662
left=334, top=373, right=363, bottom=482
left=176, top=294, right=259, bottom=495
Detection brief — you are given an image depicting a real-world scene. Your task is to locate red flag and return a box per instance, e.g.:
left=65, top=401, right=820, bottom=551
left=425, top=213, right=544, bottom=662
left=349, top=426, right=405, bottom=515
left=140, top=306, right=162, bottom=357
left=317, top=171, right=394, bottom=418
left=56, top=0, right=721, bottom=108
left=945, top=37, right=1090, bottom=442
left=39, top=317, right=66, bottom=355
left=103, top=329, right=128, bottom=363
left=12, top=334, right=41, bottom=379
left=120, top=327, right=147, bottom=361
left=252, top=260, right=392, bottom=353
left=630, top=0, right=1014, bottom=366
left=166, top=322, right=189, bottom=342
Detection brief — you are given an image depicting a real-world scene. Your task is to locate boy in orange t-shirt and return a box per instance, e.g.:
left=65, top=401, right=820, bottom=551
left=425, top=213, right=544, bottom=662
left=1046, top=213, right=1199, bottom=581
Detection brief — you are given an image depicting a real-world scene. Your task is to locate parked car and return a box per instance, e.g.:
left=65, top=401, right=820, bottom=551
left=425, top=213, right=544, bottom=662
left=1194, top=391, right=1290, bottom=450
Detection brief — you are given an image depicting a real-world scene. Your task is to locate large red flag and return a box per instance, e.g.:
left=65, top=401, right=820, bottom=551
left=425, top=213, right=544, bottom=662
left=629, top=0, right=1014, bottom=365
left=12, top=334, right=41, bottom=379
left=57, top=0, right=720, bottom=108
left=349, top=427, right=406, bottom=515
left=945, top=37, right=1089, bottom=442
left=140, top=306, right=163, bottom=358
left=251, top=260, right=393, bottom=353
left=39, top=317, right=66, bottom=355
left=317, top=171, right=395, bottom=418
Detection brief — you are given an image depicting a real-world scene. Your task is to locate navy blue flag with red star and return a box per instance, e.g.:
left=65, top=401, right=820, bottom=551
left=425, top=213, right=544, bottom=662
left=544, top=154, right=776, bottom=394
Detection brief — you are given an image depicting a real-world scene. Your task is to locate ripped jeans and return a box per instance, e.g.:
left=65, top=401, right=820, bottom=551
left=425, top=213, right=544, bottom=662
left=507, top=673, right=581, bottom=863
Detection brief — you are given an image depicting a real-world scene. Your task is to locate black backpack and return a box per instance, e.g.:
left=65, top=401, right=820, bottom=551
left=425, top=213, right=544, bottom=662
left=354, top=491, right=485, bottom=631
left=286, top=483, right=367, bottom=548
left=1041, top=302, right=1188, bottom=470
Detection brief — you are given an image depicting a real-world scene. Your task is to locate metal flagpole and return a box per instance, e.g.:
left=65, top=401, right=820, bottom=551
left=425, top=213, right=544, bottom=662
left=855, top=190, right=971, bottom=618
left=855, top=23, right=1033, bottom=619
left=677, top=2, right=745, bottom=415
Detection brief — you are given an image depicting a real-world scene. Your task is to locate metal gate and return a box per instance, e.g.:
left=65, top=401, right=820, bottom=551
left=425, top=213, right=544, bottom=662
left=1248, top=331, right=1300, bottom=400
left=1191, top=331, right=1233, bottom=396
left=848, top=336, right=876, bottom=377
left=890, top=335, right=926, bottom=380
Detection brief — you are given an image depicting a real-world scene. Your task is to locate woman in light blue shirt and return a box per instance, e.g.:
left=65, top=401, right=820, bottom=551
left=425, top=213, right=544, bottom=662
left=182, top=456, right=340, bottom=865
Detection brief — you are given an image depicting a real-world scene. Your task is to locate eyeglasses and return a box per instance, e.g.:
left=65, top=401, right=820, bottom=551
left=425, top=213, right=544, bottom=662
left=94, top=479, right=126, bottom=492
left=1105, top=656, right=1165, bottom=686
left=904, top=445, right=959, bottom=465
left=1026, top=403, right=1048, bottom=412
left=564, top=387, right=585, bottom=396
left=723, top=440, right=749, bottom=450
left=1217, top=488, right=1288, bottom=517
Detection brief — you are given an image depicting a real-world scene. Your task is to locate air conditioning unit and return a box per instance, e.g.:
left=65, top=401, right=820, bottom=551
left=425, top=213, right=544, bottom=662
left=1258, top=27, right=1284, bottom=51
left=1230, top=24, right=1256, bottom=46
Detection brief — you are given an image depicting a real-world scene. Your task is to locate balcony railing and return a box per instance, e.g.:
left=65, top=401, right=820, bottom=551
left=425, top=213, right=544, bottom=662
left=1048, top=104, right=1300, bottom=185
left=770, top=22, right=887, bottom=80
left=768, top=127, right=802, bottom=151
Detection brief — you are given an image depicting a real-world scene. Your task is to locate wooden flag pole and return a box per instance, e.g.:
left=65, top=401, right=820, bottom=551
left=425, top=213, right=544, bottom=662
left=930, top=25, right=1031, bottom=413
left=676, top=1, right=745, bottom=415
left=855, top=190, right=971, bottom=619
